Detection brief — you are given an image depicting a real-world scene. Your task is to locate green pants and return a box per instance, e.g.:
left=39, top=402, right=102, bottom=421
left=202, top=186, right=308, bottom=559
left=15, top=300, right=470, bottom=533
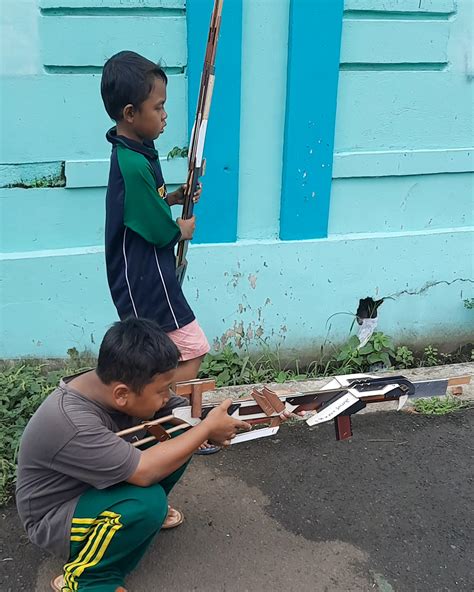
left=61, top=462, right=187, bottom=592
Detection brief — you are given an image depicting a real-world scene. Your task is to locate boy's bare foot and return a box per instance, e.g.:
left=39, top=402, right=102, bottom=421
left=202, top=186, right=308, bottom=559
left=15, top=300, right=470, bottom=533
left=161, top=506, right=185, bottom=529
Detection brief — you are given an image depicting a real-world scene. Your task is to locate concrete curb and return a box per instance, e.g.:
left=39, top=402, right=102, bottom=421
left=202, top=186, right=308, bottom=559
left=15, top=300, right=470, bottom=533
left=201, top=362, right=474, bottom=416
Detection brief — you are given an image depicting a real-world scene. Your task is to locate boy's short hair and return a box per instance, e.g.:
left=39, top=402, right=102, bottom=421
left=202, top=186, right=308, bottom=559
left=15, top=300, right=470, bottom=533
left=101, top=50, right=168, bottom=121
left=97, top=318, right=180, bottom=392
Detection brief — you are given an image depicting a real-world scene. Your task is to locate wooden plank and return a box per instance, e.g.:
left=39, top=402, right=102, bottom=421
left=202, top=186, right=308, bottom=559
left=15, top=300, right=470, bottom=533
left=65, top=157, right=188, bottom=188
left=446, top=376, right=472, bottom=387
left=344, top=0, right=455, bottom=13
left=0, top=74, right=187, bottom=164
left=341, top=20, right=449, bottom=64
left=39, top=15, right=186, bottom=67
left=332, top=148, right=474, bottom=178
left=328, top=174, right=473, bottom=235
left=0, top=188, right=106, bottom=253
left=40, top=0, right=185, bottom=8
left=334, top=72, right=473, bottom=151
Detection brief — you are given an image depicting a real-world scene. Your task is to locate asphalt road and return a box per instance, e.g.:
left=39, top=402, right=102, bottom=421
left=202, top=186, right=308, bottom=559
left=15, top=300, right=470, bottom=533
left=1, top=408, right=473, bottom=592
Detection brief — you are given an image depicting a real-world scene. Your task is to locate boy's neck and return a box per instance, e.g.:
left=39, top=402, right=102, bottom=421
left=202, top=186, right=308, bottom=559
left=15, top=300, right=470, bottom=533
left=69, top=370, right=115, bottom=408
left=116, top=122, right=144, bottom=144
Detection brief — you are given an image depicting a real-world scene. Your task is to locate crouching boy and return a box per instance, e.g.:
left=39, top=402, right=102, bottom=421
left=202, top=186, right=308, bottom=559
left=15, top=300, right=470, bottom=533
left=16, top=318, right=249, bottom=591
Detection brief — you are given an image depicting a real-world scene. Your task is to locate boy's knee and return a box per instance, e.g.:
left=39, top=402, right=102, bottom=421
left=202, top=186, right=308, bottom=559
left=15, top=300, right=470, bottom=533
left=128, top=483, right=168, bottom=529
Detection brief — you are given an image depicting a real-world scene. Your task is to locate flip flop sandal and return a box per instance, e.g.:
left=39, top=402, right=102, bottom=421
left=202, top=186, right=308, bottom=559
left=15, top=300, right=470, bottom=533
left=51, top=574, right=127, bottom=592
left=162, top=506, right=184, bottom=529
left=50, top=575, right=64, bottom=591
left=194, top=444, right=221, bottom=455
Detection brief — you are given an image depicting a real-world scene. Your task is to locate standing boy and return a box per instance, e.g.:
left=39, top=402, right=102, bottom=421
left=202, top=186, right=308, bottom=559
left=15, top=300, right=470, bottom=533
left=101, top=51, right=209, bottom=384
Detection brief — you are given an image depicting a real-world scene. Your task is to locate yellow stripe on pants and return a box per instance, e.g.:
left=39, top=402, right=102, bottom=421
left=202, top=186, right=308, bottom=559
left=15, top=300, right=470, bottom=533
left=64, top=511, right=123, bottom=591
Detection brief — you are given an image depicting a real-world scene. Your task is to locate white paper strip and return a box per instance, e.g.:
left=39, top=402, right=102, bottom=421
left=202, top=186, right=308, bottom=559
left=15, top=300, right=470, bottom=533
left=306, top=393, right=360, bottom=427
left=231, top=426, right=280, bottom=444
left=195, top=120, right=208, bottom=167
left=203, top=74, right=215, bottom=119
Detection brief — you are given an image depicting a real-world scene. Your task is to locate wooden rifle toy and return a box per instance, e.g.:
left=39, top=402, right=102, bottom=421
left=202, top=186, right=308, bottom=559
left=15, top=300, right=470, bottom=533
left=116, top=373, right=470, bottom=446
left=175, top=0, right=223, bottom=286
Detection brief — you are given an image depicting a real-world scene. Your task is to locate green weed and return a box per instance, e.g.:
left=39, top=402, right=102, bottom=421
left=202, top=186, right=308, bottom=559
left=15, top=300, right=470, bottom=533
left=413, top=396, right=470, bottom=416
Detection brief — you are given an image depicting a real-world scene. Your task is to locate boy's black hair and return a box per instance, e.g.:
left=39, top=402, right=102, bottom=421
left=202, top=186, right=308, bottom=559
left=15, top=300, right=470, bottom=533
left=101, top=50, right=168, bottom=121
left=97, top=318, right=180, bottom=393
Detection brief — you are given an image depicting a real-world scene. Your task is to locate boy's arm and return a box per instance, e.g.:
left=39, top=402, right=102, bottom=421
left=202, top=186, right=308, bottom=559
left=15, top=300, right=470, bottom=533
left=127, top=421, right=211, bottom=486
left=119, top=153, right=181, bottom=248
left=50, top=401, right=248, bottom=490
left=128, top=400, right=251, bottom=487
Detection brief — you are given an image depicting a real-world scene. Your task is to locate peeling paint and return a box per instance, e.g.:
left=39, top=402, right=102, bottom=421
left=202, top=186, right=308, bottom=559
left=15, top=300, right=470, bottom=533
left=225, top=272, right=243, bottom=288
left=248, top=274, right=257, bottom=289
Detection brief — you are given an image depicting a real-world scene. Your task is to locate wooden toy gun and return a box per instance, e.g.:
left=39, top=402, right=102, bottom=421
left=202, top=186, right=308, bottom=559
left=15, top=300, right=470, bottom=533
left=116, top=373, right=470, bottom=446
left=176, top=0, right=223, bottom=285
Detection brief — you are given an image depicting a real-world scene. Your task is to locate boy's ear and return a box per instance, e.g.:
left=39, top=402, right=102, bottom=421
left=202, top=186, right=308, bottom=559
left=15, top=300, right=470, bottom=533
left=112, top=383, right=133, bottom=408
left=122, top=103, right=135, bottom=123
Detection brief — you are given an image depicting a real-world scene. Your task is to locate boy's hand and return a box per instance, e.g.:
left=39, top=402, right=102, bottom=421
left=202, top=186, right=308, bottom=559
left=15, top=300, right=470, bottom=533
left=168, top=183, right=202, bottom=206
left=177, top=216, right=196, bottom=240
left=203, top=399, right=251, bottom=446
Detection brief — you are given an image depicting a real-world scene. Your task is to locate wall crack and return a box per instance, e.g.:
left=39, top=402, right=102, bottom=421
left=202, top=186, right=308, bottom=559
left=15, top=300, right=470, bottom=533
left=389, top=278, right=474, bottom=298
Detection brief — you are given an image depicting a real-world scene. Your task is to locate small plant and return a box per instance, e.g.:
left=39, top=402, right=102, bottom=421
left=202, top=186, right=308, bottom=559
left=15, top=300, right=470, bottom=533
left=413, top=396, right=470, bottom=416
left=65, top=347, right=96, bottom=368
left=6, top=168, right=66, bottom=189
left=422, top=345, right=439, bottom=367
left=336, top=332, right=396, bottom=372
left=198, top=346, right=252, bottom=386
left=0, top=363, right=59, bottom=504
left=464, top=298, right=474, bottom=309
left=28, top=175, right=65, bottom=188
left=167, top=146, right=188, bottom=160
left=0, top=352, right=94, bottom=505
left=395, top=345, right=415, bottom=369
left=336, top=335, right=365, bottom=372
left=198, top=345, right=310, bottom=387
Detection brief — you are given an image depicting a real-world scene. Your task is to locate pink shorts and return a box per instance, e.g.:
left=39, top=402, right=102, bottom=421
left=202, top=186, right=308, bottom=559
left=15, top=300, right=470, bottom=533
left=167, top=319, right=210, bottom=362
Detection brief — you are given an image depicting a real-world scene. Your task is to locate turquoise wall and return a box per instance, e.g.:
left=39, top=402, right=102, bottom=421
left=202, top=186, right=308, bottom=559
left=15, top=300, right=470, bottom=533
left=1, top=0, right=473, bottom=358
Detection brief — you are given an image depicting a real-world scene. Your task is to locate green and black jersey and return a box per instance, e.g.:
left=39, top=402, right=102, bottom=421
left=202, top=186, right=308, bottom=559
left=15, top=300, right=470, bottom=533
left=105, top=128, right=195, bottom=331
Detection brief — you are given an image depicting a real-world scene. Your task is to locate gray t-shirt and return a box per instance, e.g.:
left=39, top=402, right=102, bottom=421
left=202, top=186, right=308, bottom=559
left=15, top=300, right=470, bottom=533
left=16, top=372, right=182, bottom=559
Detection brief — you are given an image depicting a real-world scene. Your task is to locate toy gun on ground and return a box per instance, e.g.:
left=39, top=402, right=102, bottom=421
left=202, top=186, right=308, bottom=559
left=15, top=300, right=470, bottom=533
left=116, top=373, right=470, bottom=446
left=176, top=0, right=223, bottom=286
